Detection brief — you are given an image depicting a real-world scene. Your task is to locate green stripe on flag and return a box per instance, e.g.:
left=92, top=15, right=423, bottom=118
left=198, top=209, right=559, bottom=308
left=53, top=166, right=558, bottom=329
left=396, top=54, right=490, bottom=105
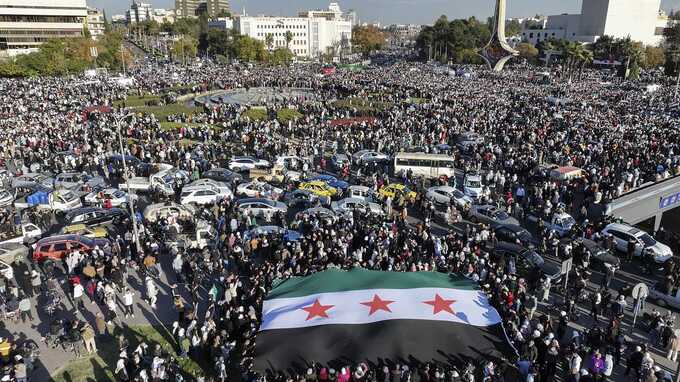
left=266, top=269, right=479, bottom=300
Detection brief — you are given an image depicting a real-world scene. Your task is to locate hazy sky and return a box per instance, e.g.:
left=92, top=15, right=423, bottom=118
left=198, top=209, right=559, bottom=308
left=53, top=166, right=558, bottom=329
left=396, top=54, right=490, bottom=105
left=89, top=0, right=680, bottom=25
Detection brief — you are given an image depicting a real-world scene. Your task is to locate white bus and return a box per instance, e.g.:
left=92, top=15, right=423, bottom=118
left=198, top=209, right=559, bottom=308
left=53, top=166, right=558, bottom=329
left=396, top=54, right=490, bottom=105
left=394, top=153, right=458, bottom=179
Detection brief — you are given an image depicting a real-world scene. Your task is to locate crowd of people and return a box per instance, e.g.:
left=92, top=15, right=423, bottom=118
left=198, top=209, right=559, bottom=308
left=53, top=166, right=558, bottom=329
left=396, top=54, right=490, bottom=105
left=0, top=56, right=678, bottom=382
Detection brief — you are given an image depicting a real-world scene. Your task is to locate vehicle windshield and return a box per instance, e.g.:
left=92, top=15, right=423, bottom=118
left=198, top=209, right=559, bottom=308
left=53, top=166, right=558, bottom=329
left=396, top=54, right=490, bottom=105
left=525, top=250, right=544, bottom=266
left=493, top=211, right=509, bottom=220
left=640, top=233, right=657, bottom=247
left=161, top=174, right=174, bottom=185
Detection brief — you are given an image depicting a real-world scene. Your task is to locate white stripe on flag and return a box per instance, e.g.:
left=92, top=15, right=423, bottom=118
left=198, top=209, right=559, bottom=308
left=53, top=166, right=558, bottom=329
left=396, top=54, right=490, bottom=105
left=260, top=288, right=501, bottom=330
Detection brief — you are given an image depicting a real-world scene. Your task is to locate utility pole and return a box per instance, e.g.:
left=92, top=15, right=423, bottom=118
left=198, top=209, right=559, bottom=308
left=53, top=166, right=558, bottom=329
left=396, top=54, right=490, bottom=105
left=121, top=43, right=127, bottom=77
left=115, top=113, right=141, bottom=251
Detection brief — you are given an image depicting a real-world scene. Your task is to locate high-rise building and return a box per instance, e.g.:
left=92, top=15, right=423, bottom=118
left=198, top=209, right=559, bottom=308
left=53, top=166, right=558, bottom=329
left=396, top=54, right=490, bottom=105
left=236, top=2, right=352, bottom=58
left=520, top=0, right=668, bottom=46
left=176, top=0, right=201, bottom=18
left=127, top=1, right=152, bottom=24
left=0, top=0, right=87, bottom=56
left=86, top=7, right=106, bottom=40
left=206, top=0, right=230, bottom=18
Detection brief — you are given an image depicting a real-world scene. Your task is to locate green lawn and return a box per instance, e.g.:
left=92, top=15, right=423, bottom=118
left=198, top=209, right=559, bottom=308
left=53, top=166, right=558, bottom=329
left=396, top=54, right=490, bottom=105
left=135, top=104, right=204, bottom=122
left=112, top=94, right=161, bottom=108
left=276, top=108, right=303, bottom=124
left=242, top=108, right=268, bottom=121
left=51, top=325, right=206, bottom=382
left=333, top=97, right=392, bottom=115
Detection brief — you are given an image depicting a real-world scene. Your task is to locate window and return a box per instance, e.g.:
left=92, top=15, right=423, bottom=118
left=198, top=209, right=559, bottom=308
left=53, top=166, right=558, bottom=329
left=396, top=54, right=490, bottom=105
left=40, top=245, right=50, bottom=253
left=54, top=243, right=67, bottom=251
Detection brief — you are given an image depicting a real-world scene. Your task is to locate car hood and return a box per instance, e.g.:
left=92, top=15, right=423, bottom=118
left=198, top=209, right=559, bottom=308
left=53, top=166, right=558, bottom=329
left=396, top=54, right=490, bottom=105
left=539, top=262, right=562, bottom=278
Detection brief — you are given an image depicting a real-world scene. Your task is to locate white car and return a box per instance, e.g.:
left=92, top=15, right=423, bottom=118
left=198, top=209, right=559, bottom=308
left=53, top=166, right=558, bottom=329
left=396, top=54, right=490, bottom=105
left=235, top=198, right=288, bottom=219
left=54, top=172, right=105, bottom=190
left=180, top=184, right=232, bottom=206
left=601, top=222, right=673, bottom=263
left=12, top=173, right=54, bottom=189
left=463, top=174, right=483, bottom=200
left=331, top=198, right=385, bottom=216
left=352, top=150, right=389, bottom=165
left=0, top=189, right=14, bottom=207
left=84, top=188, right=137, bottom=207
left=185, top=179, right=233, bottom=196
left=228, top=157, right=271, bottom=172
left=236, top=181, right=282, bottom=199
left=425, top=186, right=472, bottom=209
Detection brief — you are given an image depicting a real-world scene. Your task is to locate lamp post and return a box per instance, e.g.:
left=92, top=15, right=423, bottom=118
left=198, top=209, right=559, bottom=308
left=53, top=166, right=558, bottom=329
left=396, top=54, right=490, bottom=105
left=114, top=112, right=141, bottom=252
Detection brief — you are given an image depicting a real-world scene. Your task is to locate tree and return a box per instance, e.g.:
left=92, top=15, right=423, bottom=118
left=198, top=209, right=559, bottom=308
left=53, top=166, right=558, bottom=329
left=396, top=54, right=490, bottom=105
left=351, top=25, right=386, bottom=56
left=285, top=30, right=293, bottom=50
left=173, top=36, right=198, bottom=64
left=506, top=20, right=522, bottom=37
left=644, top=46, right=665, bottom=69
left=270, top=47, right=294, bottom=65
left=415, top=16, right=491, bottom=64
left=516, top=42, right=538, bottom=60
left=265, top=33, right=274, bottom=51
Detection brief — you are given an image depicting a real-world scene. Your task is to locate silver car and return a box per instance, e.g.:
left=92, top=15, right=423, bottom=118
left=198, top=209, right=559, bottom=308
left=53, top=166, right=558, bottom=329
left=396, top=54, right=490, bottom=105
left=468, top=205, right=519, bottom=226
left=236, top=198, right=287, bottom=219
left=425, top=186, right=472, bottom=209
left=331, top=198, right=385, bottom=216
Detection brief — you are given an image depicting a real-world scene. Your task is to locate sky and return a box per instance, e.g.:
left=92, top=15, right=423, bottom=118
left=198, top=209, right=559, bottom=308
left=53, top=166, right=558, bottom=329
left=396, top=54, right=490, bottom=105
left=89, top=0, right=680, bottom=25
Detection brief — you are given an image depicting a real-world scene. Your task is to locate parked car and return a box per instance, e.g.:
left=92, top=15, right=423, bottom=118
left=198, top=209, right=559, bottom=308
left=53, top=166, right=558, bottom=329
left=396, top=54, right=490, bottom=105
left=0, top=189, right=14, bottom=207
left=331, top=198, right=384, bottom=216
left=228, top=156, right=271, bottom=172
left=298, top=181, right=339, bottom=198
left=84, top=188, right=137, bottom=208
left=491, top=223, right=537, bottom=248
left=378, top=183, right=416, bottom=201
left=236, top=181, right=283, bottom=199
left=284, top=189, right=318, bottom=209
left=11, top=172, right=54, bottom=189
left=463, top=173, right=483, bottom=200
left=331, top=153, right=350, bottom=170
left=493, top=241, right=562, bottom=283
left=601, top=223, right=673, bottom=263
left=0, top=243, right=28, bottom=264
left=244, top=226, right=302, bottom=242
left=468, top=205, right=519, bottom=226
left=425, top=186, right=472, bottom=210
left=235, top=198, right=287, bottom=219
left=307, top=175, right=349, bottom=192
left=180, top=184, right=232, bottom=206
left=54, top=172, right=105, bottom=190
left=352, top=150, right=390, bottom=165
left=0, top=223, right=43, bottom=245
left=64, top=207, right=127, bottom=226
left=143, top=203, right=195, bottom=223
left=201, top=167, right=243, bottom=183
left=60, top=224, right=109, bottom=238
left=346, top=185, right=374, bottom=203
left=296, top=207, right=338, bottom=225
left=33, top=234, right=110, bottom=262
left=572, top=238, right=620, bottom=270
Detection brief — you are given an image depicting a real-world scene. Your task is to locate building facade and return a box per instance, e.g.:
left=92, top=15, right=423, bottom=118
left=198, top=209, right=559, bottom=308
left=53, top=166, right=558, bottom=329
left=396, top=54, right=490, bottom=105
left=151, top=9, right=176, bottom=24
left=86, top=7, right=105, bottom=40
left=175, top=0, right=200, bottom=18
left=176, top=0, right=229, bottom=18
left=206, top=0, right=229, bottom=18
left=0, top=0, right=87, bottom=56
left=521, top=0, right=667, bottom=46
left=126, top=1, right=152, bottom=24
left=236, top=2, right=353, bottom=59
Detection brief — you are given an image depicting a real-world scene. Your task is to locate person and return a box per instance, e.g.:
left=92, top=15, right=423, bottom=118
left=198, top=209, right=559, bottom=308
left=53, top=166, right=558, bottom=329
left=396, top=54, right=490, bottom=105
left=14, top=356, right=27, bottom=382
left=145, top=276, right=158, bottom=309
left=668, top=328, right=680, bottom=361
left=626, top=346, right=644, bottom=379
left=30, top=268, right=42, bottom=295
left=569, top=350, right=582, bottom=382
left=82, top=323, right=97, bottom=354
left=18, top=293, right=32, bottom=322
left=123, top=286, right=135, bottom=318
left=602, top=350, right=613, bottom=382
left=72, top=280, right=85, bottom=310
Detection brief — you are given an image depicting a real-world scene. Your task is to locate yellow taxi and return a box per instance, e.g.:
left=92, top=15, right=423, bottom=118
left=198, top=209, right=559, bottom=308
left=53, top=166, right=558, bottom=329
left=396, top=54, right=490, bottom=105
left=298, top=181, right=339, bottom=198
left=379, top=183, right=417, bottom=201
left=60, top=224, right=109, bottom=238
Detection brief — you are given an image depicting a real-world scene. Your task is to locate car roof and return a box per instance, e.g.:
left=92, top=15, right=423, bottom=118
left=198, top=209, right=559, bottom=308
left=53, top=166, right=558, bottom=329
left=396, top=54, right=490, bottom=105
left=37, top=234, right=83, bottom=244
left=495, top=241, right=526, bottom=254
left=339, top=197, right=366, bottom=204
left=237, top=198, right=274, bottom=204
left=494, top=224, right=525, bottom=233
left=66, top=207, right=98, bottom=216
left=605, top=223, right=642, bottom=235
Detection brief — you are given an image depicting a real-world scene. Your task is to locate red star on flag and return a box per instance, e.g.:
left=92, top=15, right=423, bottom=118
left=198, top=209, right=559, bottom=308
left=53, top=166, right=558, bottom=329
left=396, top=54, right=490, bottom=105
left=301, top=299, right=334, bottom=321
left=360, top=294, right=395, bottom=315
left=423, top=294, right=456, bottom=315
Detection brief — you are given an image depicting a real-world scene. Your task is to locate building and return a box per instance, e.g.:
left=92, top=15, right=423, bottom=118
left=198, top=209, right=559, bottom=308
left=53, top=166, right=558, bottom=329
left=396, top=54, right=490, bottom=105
left=235, top=2, right=353, bottom=59
left=151, top=9, right=176, bottom=24
left=86, top=7, right=105, bottom=40
left=206, top=0, right=230, bottom=18
left=208, top=17, right=233, bottom=30
left=0, top=0, right=88, bottom=56
left=521, top=0, right=668, bottom=46
left=127, top=1, right=152, bottom=24
left=176, top=0, right=200, bottom=18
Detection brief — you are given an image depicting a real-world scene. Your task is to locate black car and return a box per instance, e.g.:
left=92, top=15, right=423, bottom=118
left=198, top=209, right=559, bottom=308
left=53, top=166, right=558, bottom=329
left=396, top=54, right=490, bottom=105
left=491, top=223, right=537, bottom=248
left=493, top=241, right=562, bottom=284
left=573, top=238, right=621, bottom=270
left=64, top=207, right=128, bottom=227
left=202, top=168, right=243, bottom=184
left=283, top=189, right=317, bottom=209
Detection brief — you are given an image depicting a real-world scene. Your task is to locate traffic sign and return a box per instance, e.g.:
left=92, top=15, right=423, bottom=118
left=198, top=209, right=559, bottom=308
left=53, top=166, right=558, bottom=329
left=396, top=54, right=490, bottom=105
left=560, top=258, right=573, bottom=275
left=632, top=283, right=649, bottom=300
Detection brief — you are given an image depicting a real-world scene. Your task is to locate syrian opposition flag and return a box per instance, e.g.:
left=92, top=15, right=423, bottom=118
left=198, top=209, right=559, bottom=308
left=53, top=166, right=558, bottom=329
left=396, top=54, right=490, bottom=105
left=254, top=269, right=515, bottom=373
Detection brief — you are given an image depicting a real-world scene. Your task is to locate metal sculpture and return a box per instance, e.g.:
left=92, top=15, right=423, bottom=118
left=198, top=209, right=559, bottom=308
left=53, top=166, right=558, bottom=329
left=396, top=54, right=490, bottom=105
left=479, top=0, right=519, bottom=71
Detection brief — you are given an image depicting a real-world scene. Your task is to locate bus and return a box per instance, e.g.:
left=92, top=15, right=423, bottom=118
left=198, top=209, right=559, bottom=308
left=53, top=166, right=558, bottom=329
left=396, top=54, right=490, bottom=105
left=393, top=153, right=458, bottom=180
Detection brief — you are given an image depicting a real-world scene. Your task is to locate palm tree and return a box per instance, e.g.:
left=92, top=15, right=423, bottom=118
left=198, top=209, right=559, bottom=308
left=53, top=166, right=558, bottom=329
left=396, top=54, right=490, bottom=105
left=285, top=31, right=293, bottom=50
left=265, top=33, right=274, bottom=51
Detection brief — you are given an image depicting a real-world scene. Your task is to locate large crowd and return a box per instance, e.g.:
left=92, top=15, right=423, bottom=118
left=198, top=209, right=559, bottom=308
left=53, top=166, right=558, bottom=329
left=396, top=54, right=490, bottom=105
left=0, top=56, right=679, bottom=382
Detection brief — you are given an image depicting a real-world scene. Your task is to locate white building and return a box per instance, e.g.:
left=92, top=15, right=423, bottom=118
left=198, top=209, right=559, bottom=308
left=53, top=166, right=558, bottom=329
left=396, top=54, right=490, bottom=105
left=127, top=1, right=152, bottom=24
left=0, top=0, right=87, bottom=56
left=151, top=9, right=176, bottom=24
left=521, top=0, right=668, bottom=46
left=235, top=2, right=352, bottom=58
left=208, top=17, right=233, bottom=30
left=87, top=7, right=105, bottom=40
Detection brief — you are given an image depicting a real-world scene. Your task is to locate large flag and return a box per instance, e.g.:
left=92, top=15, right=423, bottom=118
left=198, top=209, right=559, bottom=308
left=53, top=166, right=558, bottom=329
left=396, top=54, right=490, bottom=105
left=254, top=269, right=515, bottom=373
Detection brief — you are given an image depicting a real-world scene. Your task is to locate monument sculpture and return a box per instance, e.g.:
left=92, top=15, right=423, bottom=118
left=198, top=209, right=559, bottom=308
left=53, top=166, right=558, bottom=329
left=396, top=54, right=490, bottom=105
left=479, top=0, right=519, bottom=71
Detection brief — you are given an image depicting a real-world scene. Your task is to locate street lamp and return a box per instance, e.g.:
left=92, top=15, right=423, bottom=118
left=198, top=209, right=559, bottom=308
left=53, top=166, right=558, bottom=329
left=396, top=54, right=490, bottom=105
left=113, top=112, right=142, bottom=253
